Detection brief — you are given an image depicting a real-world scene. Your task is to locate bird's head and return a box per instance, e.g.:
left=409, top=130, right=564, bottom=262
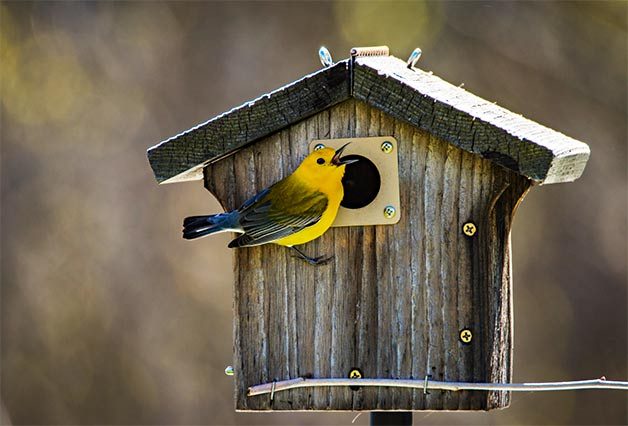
left=297, top=143, right=358, bottom=184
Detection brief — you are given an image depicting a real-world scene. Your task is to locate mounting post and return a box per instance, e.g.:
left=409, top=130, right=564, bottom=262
left=370, top=412, right=412, bottom=426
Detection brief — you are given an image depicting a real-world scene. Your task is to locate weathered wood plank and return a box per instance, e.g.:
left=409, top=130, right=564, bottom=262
left=372, top=107, right=394, bottom=410
left=328, top=101, right=356, bottom=409
left=353, top=101, right=379, bottom=411
left=469, top=155, right=491, bottom=409
left=409, top=129, right=429, bottom=410
left=353, top=56, right=590, bottom=184
left=149, top=61, right=350, bottom=184
left=422, top=133, right=447, bottom=410
left=286, top=119, right=310, bottom=409
left=257, top=131, right=290, bottom=409
left=149, top=55, right=588, bottom=186
left=456, top=149, right=476, bottom=409
left=440, top=143, right=462, bottom=410
left=391, top=116, right=414, bottom=410
left=482, top=168, right=531, bottom=409
left=311, top=110, right=334, bottom=409
left=204, top=99, right=531, bottom=411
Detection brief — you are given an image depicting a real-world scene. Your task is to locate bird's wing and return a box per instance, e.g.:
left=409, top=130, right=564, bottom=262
left=237, top=188, right=271, bottom=213
left=228, top=188, right=328, bottom=248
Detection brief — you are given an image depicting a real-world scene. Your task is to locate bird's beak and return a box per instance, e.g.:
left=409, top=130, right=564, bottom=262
left=331, top=143, right=359, bottom=166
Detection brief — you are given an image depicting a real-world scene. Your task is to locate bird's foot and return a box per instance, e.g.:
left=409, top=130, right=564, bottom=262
left=305, top=254, right=334, bottom=266
left=290, top=247, right=334, bottom=266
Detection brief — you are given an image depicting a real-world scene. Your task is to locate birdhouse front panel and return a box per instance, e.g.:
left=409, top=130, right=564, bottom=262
left=204, top=99, right=531, bottom=411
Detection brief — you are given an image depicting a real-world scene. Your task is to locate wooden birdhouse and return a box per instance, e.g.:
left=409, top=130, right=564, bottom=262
left=147, top=47, right=590, bottom=412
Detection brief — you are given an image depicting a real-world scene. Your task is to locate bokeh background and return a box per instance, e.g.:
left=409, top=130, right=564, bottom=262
left=1, top=1, right=626, bottom=425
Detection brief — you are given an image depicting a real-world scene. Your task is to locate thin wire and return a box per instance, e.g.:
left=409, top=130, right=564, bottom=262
left=247, top=377, right=628, bottom=397
left=270, top=380, right=276, bottom=401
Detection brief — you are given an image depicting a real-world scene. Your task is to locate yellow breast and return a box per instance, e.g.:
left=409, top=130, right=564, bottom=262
left=271, top=148, right=347, bottom=247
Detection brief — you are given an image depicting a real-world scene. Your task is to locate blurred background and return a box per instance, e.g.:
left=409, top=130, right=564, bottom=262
left=1, top=1, right=626, bottom=425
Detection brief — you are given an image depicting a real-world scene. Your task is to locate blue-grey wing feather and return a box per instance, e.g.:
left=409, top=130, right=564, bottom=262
left=229, top=191, right=328, bottom=248
left=237, top=188, right=271, bottom=213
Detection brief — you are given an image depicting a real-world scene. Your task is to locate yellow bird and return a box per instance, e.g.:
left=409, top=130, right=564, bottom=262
left=183, top=143, right=356, bottom=265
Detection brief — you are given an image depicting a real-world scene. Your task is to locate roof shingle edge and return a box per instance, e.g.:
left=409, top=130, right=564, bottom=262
left=147, top=60, right=350, bottom=184
left=147, top=55, right=589, bottom=185
left=353, top=56, right=590, bottom=184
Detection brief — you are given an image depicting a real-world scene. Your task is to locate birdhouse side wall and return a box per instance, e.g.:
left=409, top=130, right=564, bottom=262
left=204, top=99, right=530, bottom=411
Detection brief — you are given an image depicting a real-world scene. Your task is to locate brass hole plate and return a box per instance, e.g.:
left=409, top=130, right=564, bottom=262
left=309, top=136, right=401, bottom=227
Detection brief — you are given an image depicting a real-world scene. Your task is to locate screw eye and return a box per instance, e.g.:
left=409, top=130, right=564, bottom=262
left=316, top=158, right=325, bottom=165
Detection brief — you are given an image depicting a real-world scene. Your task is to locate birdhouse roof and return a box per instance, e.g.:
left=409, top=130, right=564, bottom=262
left=147, top=54, right=589, bottom=185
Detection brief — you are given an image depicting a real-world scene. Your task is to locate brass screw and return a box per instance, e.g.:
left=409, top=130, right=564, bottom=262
left=313, top=143, right=325, bottom=151
left=381, top=141, right=394, bottom=153
left=348, top=368, right=362, bottom=379
left=463, top=222, right=477, bottom=237
left=224, top=366, right=234, bottom=376
left=383, top=205, right=396, bottom=219
left=459, top=329, right=473, bottom=344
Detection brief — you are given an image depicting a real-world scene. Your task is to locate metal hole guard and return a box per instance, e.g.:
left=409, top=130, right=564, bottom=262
left=247, top=377, right=628, bottom=397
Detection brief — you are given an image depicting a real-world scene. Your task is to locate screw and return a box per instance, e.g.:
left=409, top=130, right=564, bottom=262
left=463, top=222, right=477, bottom=237
left=313, top=143, right=325, bottom=151
left=224, top=366, right=234, bottom=376
left=381, top=141, right=394, bottom=153
left=459, top=329, right=473, bottom=344
left=348, top=368, right=362, bottom=391
left=348, top=368, right=362, bottom=379
left=383, top=205, right=396, bottom=219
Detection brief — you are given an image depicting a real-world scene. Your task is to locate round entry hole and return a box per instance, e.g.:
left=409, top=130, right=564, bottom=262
left=341, top=155, right=381, bottom=209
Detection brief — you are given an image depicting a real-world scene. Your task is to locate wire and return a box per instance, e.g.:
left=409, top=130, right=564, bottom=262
left=247, top=377, right=628, bottom=397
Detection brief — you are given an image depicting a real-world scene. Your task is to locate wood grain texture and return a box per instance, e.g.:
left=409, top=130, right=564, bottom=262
left=204, top=99, right=531, bottom=411
left=148, top=61, right=350, bottom=184
left=149, top=55, right=589, bottom=186
left=353, top=56, right=590, bottom=185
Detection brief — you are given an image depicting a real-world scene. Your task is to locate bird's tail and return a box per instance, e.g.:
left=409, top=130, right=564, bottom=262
left=182, top=212, right=241, bottom=240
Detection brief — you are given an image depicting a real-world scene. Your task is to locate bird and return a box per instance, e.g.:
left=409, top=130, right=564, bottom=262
left=182, top=143, right=356, bottom=265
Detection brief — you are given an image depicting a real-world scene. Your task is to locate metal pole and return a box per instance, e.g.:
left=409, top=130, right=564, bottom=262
left=370, top=412, right=412, bottom=426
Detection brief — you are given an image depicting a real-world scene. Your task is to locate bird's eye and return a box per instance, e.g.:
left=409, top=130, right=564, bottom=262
left=316, top=158, right=325, bottom=165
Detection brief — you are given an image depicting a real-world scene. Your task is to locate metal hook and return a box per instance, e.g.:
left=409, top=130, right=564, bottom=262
left=407, top=47, right=422, bottom=69
left=318, top=46, right=333, bottom=68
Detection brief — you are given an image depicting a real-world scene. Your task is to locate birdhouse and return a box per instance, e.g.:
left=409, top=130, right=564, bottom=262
left=147, top=47, right=589, bottom=412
